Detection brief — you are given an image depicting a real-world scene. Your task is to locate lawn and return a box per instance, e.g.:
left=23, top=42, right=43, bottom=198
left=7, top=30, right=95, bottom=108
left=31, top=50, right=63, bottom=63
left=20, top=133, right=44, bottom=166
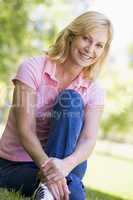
left=84, top=153, right=133, bottom=200
left=0, top=187, right=125, bottom=200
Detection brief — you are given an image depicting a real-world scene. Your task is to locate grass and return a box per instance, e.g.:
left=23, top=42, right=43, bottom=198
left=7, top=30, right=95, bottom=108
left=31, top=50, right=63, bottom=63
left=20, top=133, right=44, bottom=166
left=84, top=153, right=133, bottom=200
left=0, top=187, right=126, bottom=200
left=0, top=189, right=29, bottom=200
left=85, top=187, right=126, bottom=200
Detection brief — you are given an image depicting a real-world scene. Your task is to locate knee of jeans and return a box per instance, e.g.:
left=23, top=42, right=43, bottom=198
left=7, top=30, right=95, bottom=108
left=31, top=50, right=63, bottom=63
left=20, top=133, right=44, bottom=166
left=71, top=160, right=87, bottom=180
left=67, top=174, right=86, bottom=200
left=55, top=89, right=84, bottom=110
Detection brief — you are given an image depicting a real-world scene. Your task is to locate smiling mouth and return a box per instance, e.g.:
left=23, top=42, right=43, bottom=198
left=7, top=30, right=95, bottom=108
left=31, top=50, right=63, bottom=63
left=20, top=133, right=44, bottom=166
left=79, top=51, right=93, bottom=60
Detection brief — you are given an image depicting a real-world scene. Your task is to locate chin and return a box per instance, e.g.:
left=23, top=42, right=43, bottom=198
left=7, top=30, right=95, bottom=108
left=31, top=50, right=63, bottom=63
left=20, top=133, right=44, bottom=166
left=73, top=55, right=93, bottom=68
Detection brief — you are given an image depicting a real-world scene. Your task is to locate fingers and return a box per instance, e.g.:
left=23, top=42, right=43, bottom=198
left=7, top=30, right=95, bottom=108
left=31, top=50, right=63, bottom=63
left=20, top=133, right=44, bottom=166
left=47, top=179, right=70, bottom=200
left=42, top=165, right=63, bottom=184
left=48, top=183, right=61, bottom=200
left=57, top=179, right=70, bottom=200
left=47, top=172, right=64, bottom=182
left=40, top=158, right=70, bottom=200
left=38, top=168, right=67, bottom=189
left=44, top=168, right=55, bottom=181
left=62, top=180, right=70, bottom=200
left=57, top=181, right=64, bottom=200
left=39, top=167, right=55, bottom=183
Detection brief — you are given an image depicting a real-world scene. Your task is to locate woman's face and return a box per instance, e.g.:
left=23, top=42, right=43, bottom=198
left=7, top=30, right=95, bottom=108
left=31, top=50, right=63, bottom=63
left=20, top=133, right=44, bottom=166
left=68, top=28, right=108, bottom=68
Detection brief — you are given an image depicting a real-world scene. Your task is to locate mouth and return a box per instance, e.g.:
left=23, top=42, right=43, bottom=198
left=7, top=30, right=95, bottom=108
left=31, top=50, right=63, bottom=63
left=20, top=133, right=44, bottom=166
left=79, top=51, right=93, bottom=60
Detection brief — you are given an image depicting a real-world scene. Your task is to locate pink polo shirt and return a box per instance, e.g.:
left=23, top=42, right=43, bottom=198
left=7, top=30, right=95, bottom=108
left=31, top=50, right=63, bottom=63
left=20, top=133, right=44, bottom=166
left=0, top=55, right=105, bottom=162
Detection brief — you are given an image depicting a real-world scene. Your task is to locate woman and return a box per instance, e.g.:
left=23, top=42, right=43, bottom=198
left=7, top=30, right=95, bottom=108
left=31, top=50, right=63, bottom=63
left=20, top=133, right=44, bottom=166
left=0, top=11, right=113, bottom=200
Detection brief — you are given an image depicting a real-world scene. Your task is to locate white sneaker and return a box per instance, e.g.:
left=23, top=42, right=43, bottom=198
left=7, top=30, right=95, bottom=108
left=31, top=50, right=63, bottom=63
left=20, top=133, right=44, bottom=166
left=32, top=183, right=54, bottom=200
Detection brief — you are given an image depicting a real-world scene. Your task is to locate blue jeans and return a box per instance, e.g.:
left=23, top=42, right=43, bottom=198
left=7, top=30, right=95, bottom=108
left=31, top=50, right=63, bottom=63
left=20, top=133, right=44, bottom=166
left=0, top=89, right=87, bottom=199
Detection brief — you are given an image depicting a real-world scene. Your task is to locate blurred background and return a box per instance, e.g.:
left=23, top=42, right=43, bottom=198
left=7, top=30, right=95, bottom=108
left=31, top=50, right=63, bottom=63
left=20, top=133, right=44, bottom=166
left=0, top=0, right=133, bottom=199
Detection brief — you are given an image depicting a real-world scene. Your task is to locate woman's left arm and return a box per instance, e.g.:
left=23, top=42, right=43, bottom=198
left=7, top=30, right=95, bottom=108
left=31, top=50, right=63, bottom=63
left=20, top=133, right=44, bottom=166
left=41, top=105, right=104, bottom=184
left=64, top=105, right=104, bottom=169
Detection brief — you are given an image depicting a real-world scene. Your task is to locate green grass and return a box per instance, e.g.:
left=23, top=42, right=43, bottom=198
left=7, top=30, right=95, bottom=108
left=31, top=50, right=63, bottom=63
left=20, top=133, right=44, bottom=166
left=0, top=187, right=126, bottom=200
left=85, top=187, right=126, bottom=200
left=84, top=153, right=133, bottom=200
left=0, top=189, right=29, bottom=200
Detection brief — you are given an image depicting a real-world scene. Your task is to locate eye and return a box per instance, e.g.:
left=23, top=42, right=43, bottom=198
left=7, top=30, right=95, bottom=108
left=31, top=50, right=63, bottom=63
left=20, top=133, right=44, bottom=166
left=82, top=36, right=92, bottom=44
left=96, top=43, right=104, bottom=48
left=82, top=36, right=88, bottom=41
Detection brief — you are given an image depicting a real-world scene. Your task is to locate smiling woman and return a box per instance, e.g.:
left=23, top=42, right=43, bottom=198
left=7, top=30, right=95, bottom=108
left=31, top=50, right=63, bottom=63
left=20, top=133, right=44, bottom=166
left=68, top=30, right=108, bottom=68
left=47, top=11, right=113, bottom=81
left=0, top=11, right=113, bottom=200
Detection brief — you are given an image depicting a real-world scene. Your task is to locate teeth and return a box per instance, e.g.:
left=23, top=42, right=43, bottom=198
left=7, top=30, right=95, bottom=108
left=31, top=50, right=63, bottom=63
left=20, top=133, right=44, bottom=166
left=82, top=53, right=91, bottom=59
left=79, top=51, right=92, bottom=60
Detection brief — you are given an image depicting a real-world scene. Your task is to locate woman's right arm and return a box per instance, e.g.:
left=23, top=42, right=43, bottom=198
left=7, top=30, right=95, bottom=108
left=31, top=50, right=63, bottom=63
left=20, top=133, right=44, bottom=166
left=13, top=80, right=70, bottom=200
left=13, top=80, right=48, bottom=168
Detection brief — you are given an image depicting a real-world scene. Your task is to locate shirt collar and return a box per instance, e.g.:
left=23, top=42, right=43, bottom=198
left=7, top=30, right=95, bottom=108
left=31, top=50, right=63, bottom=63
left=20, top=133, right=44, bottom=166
left=44, top=56, right=58, bottom=82
left=44, top=56, right=91, bottom=89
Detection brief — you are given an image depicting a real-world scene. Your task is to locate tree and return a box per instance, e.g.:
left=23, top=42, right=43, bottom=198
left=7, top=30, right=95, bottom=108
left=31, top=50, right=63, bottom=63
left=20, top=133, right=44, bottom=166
left=0, top=0, right=29, bottom=80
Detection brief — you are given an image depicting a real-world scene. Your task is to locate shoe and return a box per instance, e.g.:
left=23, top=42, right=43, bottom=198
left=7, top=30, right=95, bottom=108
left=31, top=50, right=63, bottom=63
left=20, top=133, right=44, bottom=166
left=32, top=182, right=54, bottom=200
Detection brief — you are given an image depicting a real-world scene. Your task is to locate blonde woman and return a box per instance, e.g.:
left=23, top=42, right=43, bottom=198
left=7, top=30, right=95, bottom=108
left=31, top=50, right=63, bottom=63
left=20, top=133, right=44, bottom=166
left=0, top=11, right=113, bottom=200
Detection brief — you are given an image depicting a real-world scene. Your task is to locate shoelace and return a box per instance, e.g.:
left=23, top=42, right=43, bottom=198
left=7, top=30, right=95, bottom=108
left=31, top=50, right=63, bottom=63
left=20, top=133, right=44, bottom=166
left=37, top=186, right=45, bottom=198
left=33, top=184, right=49, bottom=200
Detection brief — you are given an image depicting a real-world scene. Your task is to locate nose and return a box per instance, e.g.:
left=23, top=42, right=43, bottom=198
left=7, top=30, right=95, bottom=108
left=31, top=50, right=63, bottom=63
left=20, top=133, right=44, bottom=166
left=84, top=44, right=95, bottom=56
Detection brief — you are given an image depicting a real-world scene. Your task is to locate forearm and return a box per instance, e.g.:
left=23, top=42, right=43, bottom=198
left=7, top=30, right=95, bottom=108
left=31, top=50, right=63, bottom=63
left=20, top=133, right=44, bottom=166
left=64, top=136, right=96, bottom=171
left=19, top=130, right=48, bottom=168
left=13, top=82, right=49, bottom=168
left=64, top=106, right=103, bottom=170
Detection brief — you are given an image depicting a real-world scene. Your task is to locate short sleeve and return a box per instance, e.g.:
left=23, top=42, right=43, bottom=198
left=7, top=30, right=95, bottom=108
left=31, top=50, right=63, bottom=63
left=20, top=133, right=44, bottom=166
left=87, top=80, right=106, bottom=108
left=12, top=56, right=45, bottom=91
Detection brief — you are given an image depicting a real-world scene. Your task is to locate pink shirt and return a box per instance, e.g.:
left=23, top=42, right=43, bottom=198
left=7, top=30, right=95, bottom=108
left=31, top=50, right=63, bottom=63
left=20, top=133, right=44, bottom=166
left=0, top=55, right=105, bottom=162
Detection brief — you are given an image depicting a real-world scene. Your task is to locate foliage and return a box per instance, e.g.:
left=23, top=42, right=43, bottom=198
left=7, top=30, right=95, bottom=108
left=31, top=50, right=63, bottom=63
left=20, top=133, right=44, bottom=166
left=128, top=43, right=133, bottom=68
left=100, top=63, right=133, bottom=141
left=0, top=0, right=61, bottom=81
left=0, top=0, right=29, bottom=80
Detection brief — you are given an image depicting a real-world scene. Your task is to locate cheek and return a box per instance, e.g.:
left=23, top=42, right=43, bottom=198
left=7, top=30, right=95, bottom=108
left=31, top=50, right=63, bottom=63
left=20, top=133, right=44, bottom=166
left=74, top=39, right=85, bottom=50
left=96, top=48, right=104, bottom=57
left=71, top=44, right=79, bottom=57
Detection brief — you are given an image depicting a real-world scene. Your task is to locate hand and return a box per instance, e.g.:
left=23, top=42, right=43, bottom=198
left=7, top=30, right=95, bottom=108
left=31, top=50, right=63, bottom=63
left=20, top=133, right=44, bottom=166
left=47, top=178, right=70, bottom=200
left=41, top=157, right=71, bottom=183
left=38, top=158, right=71, bottom=199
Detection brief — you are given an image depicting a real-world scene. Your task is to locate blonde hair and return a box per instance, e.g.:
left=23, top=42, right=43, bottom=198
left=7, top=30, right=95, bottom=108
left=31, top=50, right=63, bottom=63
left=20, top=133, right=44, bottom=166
left=46, top=11, right=113, bottom=80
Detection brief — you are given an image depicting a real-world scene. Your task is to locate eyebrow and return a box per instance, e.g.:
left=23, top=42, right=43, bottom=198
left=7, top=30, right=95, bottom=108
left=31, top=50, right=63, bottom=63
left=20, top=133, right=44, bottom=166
left=87, top=34, right=106, bottom=45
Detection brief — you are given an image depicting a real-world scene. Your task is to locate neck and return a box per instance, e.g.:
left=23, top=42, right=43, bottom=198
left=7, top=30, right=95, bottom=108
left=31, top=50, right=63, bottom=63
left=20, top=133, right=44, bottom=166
left=57, top=60, right=83, bottom=79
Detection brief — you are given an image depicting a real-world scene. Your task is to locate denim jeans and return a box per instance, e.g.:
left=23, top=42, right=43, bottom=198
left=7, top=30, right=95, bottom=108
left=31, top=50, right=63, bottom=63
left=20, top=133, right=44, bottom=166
left=0, top=89, right=87, bottom=199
